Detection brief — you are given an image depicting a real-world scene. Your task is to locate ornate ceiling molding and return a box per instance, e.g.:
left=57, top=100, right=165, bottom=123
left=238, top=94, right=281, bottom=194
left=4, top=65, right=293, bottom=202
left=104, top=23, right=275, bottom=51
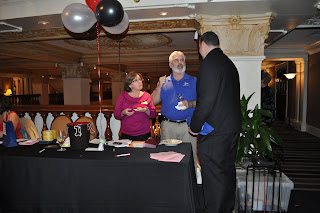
left=64, top=34, right=172, bottom=50
left=0, top=19, right=199, bottom=43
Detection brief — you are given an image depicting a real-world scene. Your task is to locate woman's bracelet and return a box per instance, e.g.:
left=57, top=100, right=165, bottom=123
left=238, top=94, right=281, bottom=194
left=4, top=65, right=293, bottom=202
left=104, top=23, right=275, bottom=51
left=190, top=101, right=194, bottom=108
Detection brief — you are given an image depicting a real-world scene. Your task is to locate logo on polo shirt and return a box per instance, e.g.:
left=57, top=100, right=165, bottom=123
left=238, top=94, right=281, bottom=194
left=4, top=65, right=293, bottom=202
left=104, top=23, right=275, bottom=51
left=183, top=82, right=189, bottom=86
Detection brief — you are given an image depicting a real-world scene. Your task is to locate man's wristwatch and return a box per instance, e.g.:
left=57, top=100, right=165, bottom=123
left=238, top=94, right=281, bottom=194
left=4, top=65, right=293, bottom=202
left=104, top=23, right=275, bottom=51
left=190, top=101, right=194, bottom=108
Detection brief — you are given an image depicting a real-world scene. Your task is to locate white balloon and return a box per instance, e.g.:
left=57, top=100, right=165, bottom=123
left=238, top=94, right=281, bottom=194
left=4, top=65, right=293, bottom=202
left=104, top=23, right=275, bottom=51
left=102, top=12, right=129, bottom=34
left=61, top=3, right=97, bottom=34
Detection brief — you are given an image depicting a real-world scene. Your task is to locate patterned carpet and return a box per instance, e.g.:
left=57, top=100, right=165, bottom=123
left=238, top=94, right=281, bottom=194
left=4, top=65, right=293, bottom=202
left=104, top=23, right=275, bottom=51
left=271, top=120, right=320, bottom=212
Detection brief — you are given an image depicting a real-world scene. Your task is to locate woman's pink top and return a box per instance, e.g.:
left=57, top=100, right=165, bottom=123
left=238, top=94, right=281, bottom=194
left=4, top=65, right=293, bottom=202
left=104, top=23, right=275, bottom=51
left=114, top=91, right=157, bottom=136
left=0, top=111, right=22, bottom=139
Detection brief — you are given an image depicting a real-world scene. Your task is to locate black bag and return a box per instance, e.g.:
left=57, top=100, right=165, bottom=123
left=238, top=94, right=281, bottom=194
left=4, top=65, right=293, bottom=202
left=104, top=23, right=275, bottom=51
left=67, top=122, right=91, bottom=150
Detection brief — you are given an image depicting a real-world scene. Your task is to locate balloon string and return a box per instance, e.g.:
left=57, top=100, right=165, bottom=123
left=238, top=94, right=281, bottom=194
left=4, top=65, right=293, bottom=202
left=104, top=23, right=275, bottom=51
left=96, top=22, right=104, bottom=139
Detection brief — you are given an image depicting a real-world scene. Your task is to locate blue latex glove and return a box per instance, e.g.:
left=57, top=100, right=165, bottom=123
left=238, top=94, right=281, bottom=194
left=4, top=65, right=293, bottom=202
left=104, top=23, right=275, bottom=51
left=187, top=117, right=214, bottom=135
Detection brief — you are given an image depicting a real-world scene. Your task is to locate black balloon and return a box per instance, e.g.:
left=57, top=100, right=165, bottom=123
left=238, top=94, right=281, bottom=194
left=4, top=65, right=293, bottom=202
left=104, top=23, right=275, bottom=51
left=95, top=0, right=124, bottom=27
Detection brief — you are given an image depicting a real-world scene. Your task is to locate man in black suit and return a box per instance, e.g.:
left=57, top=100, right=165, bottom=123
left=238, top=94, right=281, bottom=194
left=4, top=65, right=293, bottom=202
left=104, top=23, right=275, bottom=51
left=189, top=31, right=241, bottom=213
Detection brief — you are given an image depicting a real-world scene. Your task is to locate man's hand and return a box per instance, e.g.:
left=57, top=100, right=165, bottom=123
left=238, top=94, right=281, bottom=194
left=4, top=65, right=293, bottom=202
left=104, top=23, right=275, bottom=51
left=188, top=127, right=198, bottom=136
left=158, top=75, right=166, bottom=89
left=178, top=100, right=194, bottom=110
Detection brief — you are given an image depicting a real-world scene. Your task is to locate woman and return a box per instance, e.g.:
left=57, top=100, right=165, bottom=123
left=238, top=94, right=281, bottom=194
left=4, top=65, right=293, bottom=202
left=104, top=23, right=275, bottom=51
left=0, top=94, right=22, bottom=138
left=114, top=72, right=157, bottom=141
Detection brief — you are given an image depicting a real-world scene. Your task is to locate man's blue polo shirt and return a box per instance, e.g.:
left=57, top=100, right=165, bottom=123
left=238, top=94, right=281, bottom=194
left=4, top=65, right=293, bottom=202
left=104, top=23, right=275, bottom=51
left=160, top=73, right=197, bottom=120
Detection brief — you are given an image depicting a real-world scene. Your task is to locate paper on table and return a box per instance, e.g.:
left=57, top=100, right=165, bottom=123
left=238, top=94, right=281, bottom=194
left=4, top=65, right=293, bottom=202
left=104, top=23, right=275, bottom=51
left=89, top=138, right=101, bottom=144
left=85, top=147, right=102, bottom=151
left=107, top=139, right=132, bottom=147
left=150, top=151, right=185, bottom=163
left=18, top=139, right=40, bottom=145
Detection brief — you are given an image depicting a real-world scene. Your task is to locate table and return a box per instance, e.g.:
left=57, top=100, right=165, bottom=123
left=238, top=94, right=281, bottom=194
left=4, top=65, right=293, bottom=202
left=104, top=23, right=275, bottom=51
left=0, top=142, right=199, bottom=213
left=236, top=169, right=294, bottom=212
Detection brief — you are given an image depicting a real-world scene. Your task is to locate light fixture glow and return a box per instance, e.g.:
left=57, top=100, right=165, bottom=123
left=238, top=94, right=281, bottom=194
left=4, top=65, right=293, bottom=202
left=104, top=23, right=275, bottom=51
left=159, top=12, right=168, bottom=16
left=4, top=89, right=12, bottom=96
left=38, top=21, right=50, bottom=25
left=284, top=73, right=296, bottom=79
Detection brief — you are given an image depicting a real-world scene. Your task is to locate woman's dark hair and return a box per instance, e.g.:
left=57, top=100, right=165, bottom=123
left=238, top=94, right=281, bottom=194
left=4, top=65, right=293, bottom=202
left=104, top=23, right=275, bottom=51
left=124, top=72, right=143, bottom=92
left=200, top=31, right=220, bottom=46
left=0, top=94, right=12, bottom=114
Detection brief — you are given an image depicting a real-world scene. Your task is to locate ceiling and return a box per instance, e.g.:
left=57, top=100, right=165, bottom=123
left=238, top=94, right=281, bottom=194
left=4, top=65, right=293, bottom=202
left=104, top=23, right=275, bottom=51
left=0, top=0, right=319, bottom=80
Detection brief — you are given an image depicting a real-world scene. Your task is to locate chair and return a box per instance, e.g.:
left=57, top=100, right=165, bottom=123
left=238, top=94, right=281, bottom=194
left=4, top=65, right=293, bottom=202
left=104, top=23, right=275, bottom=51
left=238, top=163, right=283, bottom=213
left=19, top=117, right=40, bottom=139
left=75, top=116, right=97, bottom=141
left=50, top=115, right=72, bottom=132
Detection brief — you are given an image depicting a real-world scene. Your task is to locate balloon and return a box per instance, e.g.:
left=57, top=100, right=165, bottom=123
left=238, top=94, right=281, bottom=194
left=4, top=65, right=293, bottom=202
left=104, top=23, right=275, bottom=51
left=85, top=22, right=99, bottom=36
left=95, top=0, right=124, bottom=27
left=102, top=12, right=129, bottom=34
left=86, top=0, right=101, bottom=12
left=61, top=3, right=97, bottom=33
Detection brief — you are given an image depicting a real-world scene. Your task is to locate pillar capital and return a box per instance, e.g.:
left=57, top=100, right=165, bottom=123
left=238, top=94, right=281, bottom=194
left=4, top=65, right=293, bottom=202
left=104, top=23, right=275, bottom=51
left=59, top=63, right=91, bottom=79
left=196, top=13, right=275, bottom=56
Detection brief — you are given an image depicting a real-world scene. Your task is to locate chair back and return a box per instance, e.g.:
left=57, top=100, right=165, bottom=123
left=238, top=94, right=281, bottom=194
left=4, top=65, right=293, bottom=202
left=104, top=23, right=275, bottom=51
left=75, top=116, right=97, bottom=141
left=50, top=115, right=72, bottom=132
left=19, top=117, right=40, bottom=139
left=240, top=163, right=282, bottom=212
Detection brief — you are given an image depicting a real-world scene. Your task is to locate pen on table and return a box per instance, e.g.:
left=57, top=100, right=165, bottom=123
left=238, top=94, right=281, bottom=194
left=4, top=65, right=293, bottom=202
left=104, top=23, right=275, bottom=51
left=115, top=153, right=131, bottom=157
left=39, top=149, right=45, bottom=153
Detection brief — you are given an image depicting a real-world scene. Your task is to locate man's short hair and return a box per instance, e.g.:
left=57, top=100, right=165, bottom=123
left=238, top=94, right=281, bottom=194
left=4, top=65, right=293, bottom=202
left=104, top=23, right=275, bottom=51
left=169, top=51, right=186, bottom=63
left=261, top=71, right=272, bottom=84
left=200, top=31, right=220, bottom=46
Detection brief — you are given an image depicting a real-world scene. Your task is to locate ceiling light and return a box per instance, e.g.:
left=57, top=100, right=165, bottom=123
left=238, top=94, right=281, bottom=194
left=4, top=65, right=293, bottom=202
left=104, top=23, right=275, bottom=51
left=159, top=12, right=168, bottom=16
left=38, top=21, right=50, bottom=25
left=284, top=73, right=296, bottom=80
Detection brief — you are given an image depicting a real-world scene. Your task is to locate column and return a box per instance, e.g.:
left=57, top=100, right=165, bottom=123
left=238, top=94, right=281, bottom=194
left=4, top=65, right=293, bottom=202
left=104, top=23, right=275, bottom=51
left=41, top=76, right=49, bottom=105
left=109, top=73, right=125, bottom=105
left=295, top=59, right=308, bottom=131
left=196, top=13, right=274, bottom=109
left=60, top=63, right=91, bottom=105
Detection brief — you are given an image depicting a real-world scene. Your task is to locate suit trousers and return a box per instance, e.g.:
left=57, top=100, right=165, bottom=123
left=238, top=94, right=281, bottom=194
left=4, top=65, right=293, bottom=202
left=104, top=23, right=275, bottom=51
left=198, top=133, right=239, bottom=213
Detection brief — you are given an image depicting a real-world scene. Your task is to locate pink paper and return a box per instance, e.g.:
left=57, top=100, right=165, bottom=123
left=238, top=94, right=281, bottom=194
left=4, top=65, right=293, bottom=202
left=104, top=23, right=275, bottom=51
left=150, top=151, right=185, bottom=163
left=18, top=139, right=40, bottom=145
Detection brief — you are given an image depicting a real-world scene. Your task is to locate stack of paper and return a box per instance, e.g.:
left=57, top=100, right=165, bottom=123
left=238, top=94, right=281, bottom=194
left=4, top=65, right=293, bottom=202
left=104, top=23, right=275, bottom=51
left=107, top=139, right=132, bottom=147
left=150, top=151, right=185, bottom=163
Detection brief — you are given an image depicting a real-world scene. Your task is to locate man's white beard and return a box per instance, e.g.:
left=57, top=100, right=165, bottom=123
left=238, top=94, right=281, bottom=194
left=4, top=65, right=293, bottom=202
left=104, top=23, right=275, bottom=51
left=172, top=66, right=186, bottom=74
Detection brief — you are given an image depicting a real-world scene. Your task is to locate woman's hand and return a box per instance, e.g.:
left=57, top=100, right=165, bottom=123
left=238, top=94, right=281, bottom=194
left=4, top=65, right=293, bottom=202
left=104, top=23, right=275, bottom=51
left=121, top=108, right=134, bottom=117
left=135, top=106, right=150, bottom=116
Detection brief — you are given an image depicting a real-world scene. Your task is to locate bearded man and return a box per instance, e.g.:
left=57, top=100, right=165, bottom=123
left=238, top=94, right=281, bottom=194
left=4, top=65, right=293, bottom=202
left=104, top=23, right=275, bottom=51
left=151, top=51, right=198, bottom=169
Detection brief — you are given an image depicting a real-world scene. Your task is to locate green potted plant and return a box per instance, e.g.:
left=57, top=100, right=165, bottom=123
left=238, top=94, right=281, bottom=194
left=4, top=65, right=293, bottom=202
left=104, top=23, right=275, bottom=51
left=236, top=93, right=283, bottom=166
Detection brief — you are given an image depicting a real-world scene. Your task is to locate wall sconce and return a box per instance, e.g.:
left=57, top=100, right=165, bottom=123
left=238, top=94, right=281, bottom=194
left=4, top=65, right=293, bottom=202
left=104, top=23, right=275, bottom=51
left=284, top=73, right=296, bottom=80
left=4, top=88, right=12, bottom=96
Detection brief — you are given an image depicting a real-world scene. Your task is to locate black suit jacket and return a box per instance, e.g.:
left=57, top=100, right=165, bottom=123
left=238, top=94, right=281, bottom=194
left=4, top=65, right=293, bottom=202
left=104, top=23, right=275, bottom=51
left=190, top=48, right=241, bottom=135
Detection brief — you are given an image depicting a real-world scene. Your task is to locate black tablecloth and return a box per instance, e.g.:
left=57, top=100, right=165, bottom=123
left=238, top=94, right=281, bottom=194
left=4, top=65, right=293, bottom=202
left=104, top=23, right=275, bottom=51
left=0, top=141, right=199, bottom=213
